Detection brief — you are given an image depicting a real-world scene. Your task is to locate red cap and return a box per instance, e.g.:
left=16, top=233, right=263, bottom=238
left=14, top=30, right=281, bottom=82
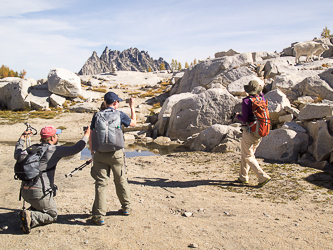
left=40, top=126, right=62, bottom=139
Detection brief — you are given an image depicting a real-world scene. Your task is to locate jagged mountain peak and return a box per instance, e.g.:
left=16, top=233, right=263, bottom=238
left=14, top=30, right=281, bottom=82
left=79, top=47, right=170, bottom=75
left=79, top=46, right=170, bottom=75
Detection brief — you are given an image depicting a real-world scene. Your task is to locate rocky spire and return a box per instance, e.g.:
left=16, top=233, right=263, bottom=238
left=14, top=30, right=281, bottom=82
left=79, top=47, right=170, bottom=75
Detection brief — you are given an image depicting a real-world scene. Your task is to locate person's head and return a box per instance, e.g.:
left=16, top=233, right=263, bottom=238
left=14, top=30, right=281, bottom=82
left=244, top=80, right=263, bottom=96
left=40, top=125, right=62, bottom=144
left=104, top=92, right=123, bottom=109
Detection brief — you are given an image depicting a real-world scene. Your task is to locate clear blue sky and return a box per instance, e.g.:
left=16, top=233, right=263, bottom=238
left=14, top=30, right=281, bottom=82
left=1, top=0, right=332, bottom=80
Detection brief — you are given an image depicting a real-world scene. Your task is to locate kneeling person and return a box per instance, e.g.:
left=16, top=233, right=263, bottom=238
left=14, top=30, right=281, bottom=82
left=14, top=125, right=90, bottom=234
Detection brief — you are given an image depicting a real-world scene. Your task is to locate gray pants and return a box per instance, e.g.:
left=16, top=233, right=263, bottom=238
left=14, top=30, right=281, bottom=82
left=91, top=149, right=131, bottom=219
left=21, top=188, right=57, bottom=228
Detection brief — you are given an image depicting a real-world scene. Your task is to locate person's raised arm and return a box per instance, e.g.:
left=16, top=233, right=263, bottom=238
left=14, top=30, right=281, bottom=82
left=129, top=97, right=136, bottom=127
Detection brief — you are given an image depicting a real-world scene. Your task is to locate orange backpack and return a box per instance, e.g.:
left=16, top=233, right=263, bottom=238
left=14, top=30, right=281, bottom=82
left=248, top=96, right=270, bottom=137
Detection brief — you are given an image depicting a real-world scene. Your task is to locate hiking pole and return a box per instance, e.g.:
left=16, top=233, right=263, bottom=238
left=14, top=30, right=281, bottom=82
left=65, top=159, right=92, bottom=177
left=24, top=123, right=38, bottom=148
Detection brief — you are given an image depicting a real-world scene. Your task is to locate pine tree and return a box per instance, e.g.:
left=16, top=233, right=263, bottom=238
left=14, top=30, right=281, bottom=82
left=193, top=59, right=197, bottom=65
left=321, top=26, right=331, bottom=38
left=185, top=61, right=189, bottom=68
left=148, top=67, right=152, bottom=72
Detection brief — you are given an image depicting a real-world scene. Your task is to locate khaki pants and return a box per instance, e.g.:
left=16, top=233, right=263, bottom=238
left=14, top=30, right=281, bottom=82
left=21, top=188, right=57, bottom=228
left=91, top=150, right=131, bottom=219
left=239, top=130, right=270, bottom=183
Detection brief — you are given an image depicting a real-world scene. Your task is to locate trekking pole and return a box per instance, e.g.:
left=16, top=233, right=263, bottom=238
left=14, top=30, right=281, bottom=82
left=65, top=159, right=92, bottom=177
left=24, top=123, right=37, bottom=148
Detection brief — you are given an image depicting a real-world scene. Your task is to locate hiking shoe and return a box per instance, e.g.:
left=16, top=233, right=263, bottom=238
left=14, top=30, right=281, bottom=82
left=20, top=209, right=31, bottom=234
left=92, top=216, right=104, bottom=226
left=237, top=177, right=249, bottom=184
left=122, top=208, right=131, bottom=216
left=258, top=177, right=271, bottom=188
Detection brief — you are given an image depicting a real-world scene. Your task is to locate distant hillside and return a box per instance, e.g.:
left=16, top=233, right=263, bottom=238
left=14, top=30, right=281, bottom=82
left=79, top=47, right=170, bottom=75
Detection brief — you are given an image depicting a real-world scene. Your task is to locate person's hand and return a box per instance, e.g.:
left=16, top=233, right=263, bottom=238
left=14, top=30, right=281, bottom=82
left=84, top=126, right=91, bottom=138
left=20, top=130, right=32, bottom=139
left=129, top=97, right=135, bottom=108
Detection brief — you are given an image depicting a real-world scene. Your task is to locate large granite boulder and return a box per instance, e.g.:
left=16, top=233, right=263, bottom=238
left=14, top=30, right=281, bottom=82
left=263, top=59, right=297, bottom=79
left=190, top=124, right=241, bottom=152
left=0, top=77, right=31, bottom=110
left=221, top=67, right=256, bottom=87
left=290, top=76, right=333, bottom=102
left=264, top=88, right=291, bottom=124
left=256, top=128, right=309, bottom=163
left=306, top=120, right=333, bottom=161
left=170, top=53, right=253, bottom=95
left=48, top=68, right=81, bottom=97
left=25, top=84, right=51, bottom=110
left=166, top=88, right=241, bottom=140
left=227, top=76, right=264, bottom=96
left=298, top=103, right=333, bottom=120
left=153, top=93, right=194, bottom=138
left=319, top=68, right=333, bottom=88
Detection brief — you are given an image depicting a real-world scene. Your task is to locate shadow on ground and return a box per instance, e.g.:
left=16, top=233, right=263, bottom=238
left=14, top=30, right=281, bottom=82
left=304, top=171, right=333, bottom=190
left=129, top=177, right=258, bottom=190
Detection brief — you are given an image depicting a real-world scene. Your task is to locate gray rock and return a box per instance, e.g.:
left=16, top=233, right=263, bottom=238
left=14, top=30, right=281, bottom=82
left=256, top=129, right=309, bottom=163
left=227, top=76, right=264, bottom=96
left=265, top=88, right=291, bottom=124
left=221, top=66, right=256, bottom=87
left=171, top=53, right=253, bottom=95
left=48, top=68, right=81, bottom=97
left=263, top=59, right=297, bottom=79
left=68, top=103, right=99, bottom=113
left=319, top=68, right=333, bottom=88
left=50, top=94, right=66, bottom=108
left=166, top=88, right=241, bottom=140
left=154, top=136, right=171, bottom=145
left=284, top=106, right=300, bottom=118
left=25, top=86, right=51, bottom=110
left=291, top=76, right=333, bottom=102
left=191, top=86, right=206, bottom=94
left=252, top=51, right=279, bottom=62
left=306, top=120, right=333, bottom=161
left=278, top=114, right=293, bottom=123
left=281, top=122, right=306, bottom=133
left=190, top=124, right=241, bottom=152
left=298, top=103, right=333, bottom=120
left=298, top=152, right=328, bottom=170
left=215, top=49, right=239, bottom=58
left=0, top=77, right=31, bottom=110
left=153, top=93, right=194, bottom=137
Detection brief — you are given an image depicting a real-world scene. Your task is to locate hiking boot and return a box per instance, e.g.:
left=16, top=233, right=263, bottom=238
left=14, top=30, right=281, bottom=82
left=20, top=209, right=31, bottom=234
left=258, top=177, right=271, bottom=188
left=236, top=177, right=249, bottom=185
left=92, top=216, right=104, bottom=226
left=122, top=208, right=131, bottom=216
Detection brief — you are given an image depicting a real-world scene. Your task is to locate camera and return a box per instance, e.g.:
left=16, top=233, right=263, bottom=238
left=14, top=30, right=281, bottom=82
left=83, top=126, right=88, bottom=131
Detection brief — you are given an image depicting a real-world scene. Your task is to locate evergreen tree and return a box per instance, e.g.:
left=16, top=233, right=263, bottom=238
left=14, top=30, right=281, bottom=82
left=193, top=59, right=197, bottom=65
left=185, top=61, right=189, bottom=68
left=148, top=67, right=152, bottom=72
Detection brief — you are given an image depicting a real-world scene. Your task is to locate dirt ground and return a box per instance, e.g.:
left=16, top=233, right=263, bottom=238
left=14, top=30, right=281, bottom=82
left=0, top=113, right=333, bottom=250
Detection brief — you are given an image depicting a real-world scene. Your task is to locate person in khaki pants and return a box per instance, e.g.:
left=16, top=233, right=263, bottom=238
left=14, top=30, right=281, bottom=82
left=236, top=80, right=271, bottom=187
left=89, top=92, right=136, bottom=225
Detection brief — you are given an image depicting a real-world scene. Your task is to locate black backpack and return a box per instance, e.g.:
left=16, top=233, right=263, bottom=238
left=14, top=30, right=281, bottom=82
left=14, top=144, right=49, bottom=182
